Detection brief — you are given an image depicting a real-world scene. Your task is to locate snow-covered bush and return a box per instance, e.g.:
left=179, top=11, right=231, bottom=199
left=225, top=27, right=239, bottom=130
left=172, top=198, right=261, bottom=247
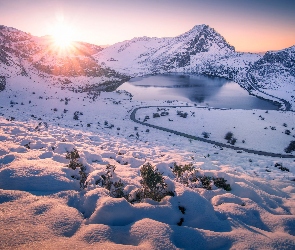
left=202, top=132, right=210, bottom=138
left=224, top=131, right=233, bottom=142
left=285, top=141, right=295, bottom=153
left=65, top=149, right=88, bottom=189
left=132, top=162, right=173, bottom=202
left=177, top=110, right=188, bottom=118
left=224, top=132, right=237, bottom=145
left=172, top=163, right=194, bottom=185
left=230, top=137, right=237, bottom=145
left=96, top=164, right=125, bottom=198
left=172, top=163, right=231, bottom=191
left=73, top=111, right=83, bottom=120
left=274, top=162, right=290, bottom=172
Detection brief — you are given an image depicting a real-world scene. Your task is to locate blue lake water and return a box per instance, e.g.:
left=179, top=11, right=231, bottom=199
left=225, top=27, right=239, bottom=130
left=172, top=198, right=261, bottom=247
left=117, top=74, right=278, bottom=110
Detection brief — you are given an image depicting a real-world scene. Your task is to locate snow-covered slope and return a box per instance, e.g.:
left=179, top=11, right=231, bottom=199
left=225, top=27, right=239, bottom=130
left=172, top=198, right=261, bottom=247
left=0, top=75, right=295, bottom=249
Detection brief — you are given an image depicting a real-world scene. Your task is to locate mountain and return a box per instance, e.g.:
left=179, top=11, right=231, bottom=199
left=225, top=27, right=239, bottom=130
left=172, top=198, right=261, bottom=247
left=245, top=45, right=295, bottom=110
left=249, top=45, right=295, bottom=88
left=0, top=25, right=129, bottom=90
left=95, top=24, right=235, bottom=76
left=1, top=24, right=294, bottom=110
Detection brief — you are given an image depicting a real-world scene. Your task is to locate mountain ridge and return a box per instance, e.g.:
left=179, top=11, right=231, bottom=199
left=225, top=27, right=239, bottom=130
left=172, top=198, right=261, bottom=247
left=0, top=24, right=294, bottom=110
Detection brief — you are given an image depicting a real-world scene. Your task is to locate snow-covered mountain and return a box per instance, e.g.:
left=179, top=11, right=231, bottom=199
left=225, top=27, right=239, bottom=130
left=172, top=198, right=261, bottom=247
left=0, top=25, right=129, bottom=90
left=249, top=45, right=295, bottom=89
left=95, top=24, right=236, bottom=76
left=1, top=24, right=295, bottom=109
left=94, top=24, right=295, bottom=110
left=246, top=46, right=295, bottom=110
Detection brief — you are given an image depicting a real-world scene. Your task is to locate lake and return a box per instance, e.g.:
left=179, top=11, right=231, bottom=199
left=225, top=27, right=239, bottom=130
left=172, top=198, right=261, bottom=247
left=117, top=74, right=278, bottom=110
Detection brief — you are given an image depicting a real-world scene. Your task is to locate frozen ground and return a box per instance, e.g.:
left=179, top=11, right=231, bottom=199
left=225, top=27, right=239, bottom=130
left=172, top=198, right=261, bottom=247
left=0, top=75, right=295, bottom=249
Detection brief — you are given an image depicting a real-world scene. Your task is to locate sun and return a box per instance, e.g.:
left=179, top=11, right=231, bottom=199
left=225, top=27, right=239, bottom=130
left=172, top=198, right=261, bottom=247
left=50, top=21, right=76, bottom=49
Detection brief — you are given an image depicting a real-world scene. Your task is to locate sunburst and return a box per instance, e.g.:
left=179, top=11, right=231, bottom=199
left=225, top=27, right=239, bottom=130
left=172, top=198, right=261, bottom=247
left=49, top=20, right=76, bottom=50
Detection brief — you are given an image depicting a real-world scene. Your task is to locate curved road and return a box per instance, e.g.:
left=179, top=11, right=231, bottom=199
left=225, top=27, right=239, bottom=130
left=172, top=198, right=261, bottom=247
left=246, top=71, right=292, bottom=111
left=130, top=106, right=295, bottom=159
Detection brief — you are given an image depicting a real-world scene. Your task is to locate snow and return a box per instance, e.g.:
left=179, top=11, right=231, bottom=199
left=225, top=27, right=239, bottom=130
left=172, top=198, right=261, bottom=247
left=135, top=106, right=295, bottom=154
left=0, top=73, right=295, bottom=249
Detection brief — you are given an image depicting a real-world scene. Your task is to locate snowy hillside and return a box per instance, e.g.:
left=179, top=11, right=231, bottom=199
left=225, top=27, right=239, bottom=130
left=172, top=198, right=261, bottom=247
left=0, top=68, right=295, bottom=249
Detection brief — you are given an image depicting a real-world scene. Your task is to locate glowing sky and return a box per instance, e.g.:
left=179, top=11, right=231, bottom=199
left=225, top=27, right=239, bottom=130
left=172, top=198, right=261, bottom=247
left=1, top=0, right=294, bottom=52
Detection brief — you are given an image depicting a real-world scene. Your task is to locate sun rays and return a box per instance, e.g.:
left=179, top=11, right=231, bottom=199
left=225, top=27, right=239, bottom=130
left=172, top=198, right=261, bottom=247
left=48, top=17, right=77, bottom=52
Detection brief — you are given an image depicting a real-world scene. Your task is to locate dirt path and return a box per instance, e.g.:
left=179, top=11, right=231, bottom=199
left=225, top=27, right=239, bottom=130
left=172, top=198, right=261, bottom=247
left=130, top=106, right=295, bottom=158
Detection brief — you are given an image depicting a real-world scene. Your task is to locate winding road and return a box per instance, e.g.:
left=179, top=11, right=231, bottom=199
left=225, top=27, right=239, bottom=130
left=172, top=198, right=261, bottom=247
left=130, top=106, right=295, bottom=159
left=246, top=71, right=292, bottom=111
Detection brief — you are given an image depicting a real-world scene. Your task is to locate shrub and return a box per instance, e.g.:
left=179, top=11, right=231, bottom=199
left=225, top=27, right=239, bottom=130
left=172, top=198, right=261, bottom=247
left=230, top=137, right=237, bottom=145
left=153, top=113, right=160, bottom=118
left=97, top=164, right=125, bottom=198
left=279, top=166, right=289, bottom=172
left=224, top=132, right=233, bottom=142
left=160, top=111, right=169, bottom=116
left=199, top=176, right=212, bottom=189
left=134, top=162, right=172, bottom=202
left=177, top=111, right=188, bottom=118
left=285, top=130, right=291, bottom=135
left=172, top=163, right=194, bottom=185
left=172, top=163, right=231, bottom=191
left=202, top=132, right=210, bottom=138
left=73, top=111, right=83, bottom=120
left=285, top=141, right=295, bottom=153
left=65, top=149, right=88, bottom=189
left=213, top=178, right=232, bottom=191
left=65, top=149, right=83, bottom=170
left=178, top=206, right=186, bottom=214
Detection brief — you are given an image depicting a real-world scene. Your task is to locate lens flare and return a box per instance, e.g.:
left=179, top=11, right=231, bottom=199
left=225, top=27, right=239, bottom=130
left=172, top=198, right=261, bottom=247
left=49, top=18, right=76, bottom=50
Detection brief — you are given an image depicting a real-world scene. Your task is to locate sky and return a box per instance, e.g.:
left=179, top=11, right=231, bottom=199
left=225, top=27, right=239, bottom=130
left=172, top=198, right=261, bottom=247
left=0, top=0, right=294, bottom=52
